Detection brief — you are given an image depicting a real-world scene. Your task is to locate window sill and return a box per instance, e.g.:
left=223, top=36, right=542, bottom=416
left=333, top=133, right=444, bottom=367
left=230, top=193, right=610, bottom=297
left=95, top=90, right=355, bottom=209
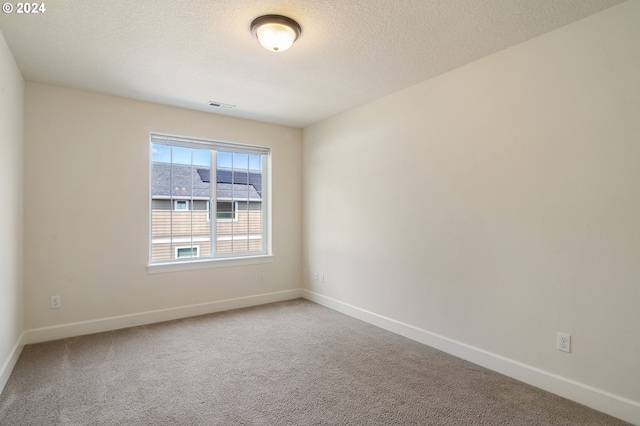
left=147, top=254, right=273, bottom=275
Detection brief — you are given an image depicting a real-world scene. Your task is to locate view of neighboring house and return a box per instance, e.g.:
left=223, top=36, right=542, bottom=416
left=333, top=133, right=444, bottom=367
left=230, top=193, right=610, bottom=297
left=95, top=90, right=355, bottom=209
left=151, top=161, right=263, bottom=262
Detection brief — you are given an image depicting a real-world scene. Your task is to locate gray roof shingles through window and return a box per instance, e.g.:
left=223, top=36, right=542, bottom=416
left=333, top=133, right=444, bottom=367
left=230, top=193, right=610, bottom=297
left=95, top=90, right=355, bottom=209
left=151, top=163, right=262, bottom=201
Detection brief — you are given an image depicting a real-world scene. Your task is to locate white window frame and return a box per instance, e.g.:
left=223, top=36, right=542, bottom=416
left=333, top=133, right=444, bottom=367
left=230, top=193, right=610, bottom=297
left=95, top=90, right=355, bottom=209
left=148, top=133, right=272, bottom=273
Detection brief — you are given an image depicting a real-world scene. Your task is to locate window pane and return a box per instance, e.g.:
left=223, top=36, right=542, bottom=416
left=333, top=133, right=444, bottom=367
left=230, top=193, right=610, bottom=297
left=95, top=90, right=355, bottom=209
left=171, top=146, right=192, bottom=165
left=248, top=200, right=262, bottom=253
left=152, top=143, right=171, bottom=163
left=151, top=147, right=173, bottom=262
left=215, top=155, right=263, bottom=255
left=233, top=153, right=248, bottom=169
left=249, top=154, right=261, bottom=171
left=217, top=151, right=232, bottom=169
left=192, top=149, right=210, bottom=167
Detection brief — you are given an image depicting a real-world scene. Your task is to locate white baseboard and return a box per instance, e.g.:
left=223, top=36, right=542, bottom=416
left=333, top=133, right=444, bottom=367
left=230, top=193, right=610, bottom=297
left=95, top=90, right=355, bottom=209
left=302, top=290, right=640, bottom=426
left=24, top=289, right=303, bottom=345
left=0, top=333, right=25, bottom=395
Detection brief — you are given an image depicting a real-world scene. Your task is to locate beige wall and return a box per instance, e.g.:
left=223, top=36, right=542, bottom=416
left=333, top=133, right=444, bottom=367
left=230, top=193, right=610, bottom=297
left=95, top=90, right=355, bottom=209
left=304, top=0, right=640, bottom=404
left=0, top=30, right=24, bottom=375
left=24, top=83, right=303, bottom=329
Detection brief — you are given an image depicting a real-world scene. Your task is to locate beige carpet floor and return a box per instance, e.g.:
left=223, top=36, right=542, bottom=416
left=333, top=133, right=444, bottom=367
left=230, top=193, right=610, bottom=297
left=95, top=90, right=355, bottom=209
left=0, top=299, right=629, bottom=425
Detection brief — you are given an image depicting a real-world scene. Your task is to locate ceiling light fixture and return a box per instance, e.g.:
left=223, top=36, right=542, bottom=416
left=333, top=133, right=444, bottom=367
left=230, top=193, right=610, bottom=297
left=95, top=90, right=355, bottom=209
left=250, top=15, right=301, bottom=53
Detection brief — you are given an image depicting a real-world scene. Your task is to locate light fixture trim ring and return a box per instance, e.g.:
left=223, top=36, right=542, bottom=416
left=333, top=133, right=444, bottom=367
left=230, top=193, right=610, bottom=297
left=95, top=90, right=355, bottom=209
left=250, top=14, right=302, bottom=41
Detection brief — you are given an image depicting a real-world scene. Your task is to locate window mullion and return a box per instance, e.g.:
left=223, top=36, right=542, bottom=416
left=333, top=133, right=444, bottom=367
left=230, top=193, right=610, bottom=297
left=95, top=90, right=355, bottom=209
left=261, top=155, right=267, bottom=254
left=169, top=147, right=174, bottom=260
left=190, top=149, right=194, bottom=259
left=230, top=155, right=234, bottom=254
left=210, top=150, right=217, bottom=257
left=245, top=168, right=249, bottom=252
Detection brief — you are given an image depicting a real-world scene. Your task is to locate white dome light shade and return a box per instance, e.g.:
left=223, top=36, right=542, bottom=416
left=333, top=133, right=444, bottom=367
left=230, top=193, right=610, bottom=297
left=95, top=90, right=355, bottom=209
left=256, top=23, right=296, bottom=52
left=251, top=15, right=301, bottom=53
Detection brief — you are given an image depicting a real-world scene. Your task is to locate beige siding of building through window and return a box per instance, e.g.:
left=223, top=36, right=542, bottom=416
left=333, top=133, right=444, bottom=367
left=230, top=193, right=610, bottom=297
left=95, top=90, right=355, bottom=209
left=151, top=207, right=262, bottom=261
left=152, top=210, right=211, bottom=236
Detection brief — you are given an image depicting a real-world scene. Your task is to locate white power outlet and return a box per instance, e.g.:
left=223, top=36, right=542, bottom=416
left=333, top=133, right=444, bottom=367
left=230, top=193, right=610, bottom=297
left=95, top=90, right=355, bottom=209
left=313, top=272, right=319, bottom=281
left=50, top=295, right=61, bottom=309
left=557, top=332, right=571, bottom=353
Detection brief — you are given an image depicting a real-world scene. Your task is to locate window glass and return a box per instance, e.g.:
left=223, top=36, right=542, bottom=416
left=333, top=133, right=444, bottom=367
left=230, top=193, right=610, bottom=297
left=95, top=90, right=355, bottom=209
left=150, top=134, right=269, bottom=263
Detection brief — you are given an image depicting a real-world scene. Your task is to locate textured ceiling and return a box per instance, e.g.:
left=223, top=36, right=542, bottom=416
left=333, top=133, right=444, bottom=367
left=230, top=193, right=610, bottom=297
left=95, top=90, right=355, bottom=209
left=0, top=0, right=628, bottom=128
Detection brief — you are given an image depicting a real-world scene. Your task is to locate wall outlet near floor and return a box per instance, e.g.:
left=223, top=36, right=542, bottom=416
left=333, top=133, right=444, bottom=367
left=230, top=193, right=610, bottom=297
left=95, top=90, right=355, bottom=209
left=50, top=295, right=61, bottom=309
left=313, top=272, right=319, bottom=281
left=557, top=332, right=571, bottom=353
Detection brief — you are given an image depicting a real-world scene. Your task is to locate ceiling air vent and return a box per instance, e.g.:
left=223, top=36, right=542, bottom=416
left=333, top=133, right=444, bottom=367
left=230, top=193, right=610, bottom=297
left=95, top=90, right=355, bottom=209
left=208, top=101, right=236, bottom=109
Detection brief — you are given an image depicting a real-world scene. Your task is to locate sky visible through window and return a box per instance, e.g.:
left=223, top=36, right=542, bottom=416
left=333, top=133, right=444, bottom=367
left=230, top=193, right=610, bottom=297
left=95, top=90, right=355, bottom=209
left=151, top=144, right=262, bottom=171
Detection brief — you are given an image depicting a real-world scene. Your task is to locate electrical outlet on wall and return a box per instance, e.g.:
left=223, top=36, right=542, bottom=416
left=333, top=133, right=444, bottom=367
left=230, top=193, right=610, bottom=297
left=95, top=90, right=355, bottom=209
left=50, top=295, right=61, bottom=309
left=557, top=332, right=571, bottom=353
